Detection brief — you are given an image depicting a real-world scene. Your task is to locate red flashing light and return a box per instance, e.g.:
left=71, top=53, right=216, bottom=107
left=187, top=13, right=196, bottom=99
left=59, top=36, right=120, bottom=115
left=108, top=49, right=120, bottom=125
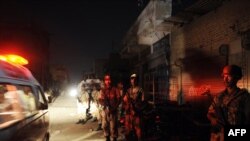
left=0, top=54, right=29, bottom=65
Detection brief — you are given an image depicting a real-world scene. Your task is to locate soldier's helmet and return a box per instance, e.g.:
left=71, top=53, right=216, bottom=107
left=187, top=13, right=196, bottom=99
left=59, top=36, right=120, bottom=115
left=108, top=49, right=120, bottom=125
left=130, top=73, right=139, bottom=85
left=130, top=73, right=137, bottom=78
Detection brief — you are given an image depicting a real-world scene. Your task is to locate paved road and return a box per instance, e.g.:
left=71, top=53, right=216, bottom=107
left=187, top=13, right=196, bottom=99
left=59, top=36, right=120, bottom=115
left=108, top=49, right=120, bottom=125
left=48, top=92, right=105, bottom=141
left=48, top=92, right=125, bottom=141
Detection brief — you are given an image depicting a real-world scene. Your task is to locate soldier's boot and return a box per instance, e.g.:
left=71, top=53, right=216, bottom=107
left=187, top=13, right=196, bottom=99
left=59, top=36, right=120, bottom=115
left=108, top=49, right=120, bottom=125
left=95, top=123, right=102, bottom=131
left=105, top=136, right=110, bottom=141
left=81, top=119, right=87, bottom=125
left=91, top=117, right=98, bottom=122
left=86, top=113, right=93, bottom=121
left=76, top=119, right=83, bottom=124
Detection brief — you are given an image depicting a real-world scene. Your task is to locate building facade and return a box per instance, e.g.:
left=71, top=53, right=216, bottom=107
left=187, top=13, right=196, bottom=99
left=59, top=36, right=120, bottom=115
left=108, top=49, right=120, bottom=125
left=121, top=0, right=250, bottom=105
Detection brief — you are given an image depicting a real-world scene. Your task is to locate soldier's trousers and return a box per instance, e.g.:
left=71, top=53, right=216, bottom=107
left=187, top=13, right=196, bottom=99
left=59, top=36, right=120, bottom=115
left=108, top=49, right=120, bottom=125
left=91, top=104, right=103, bottom=125
left=124, top=114, right=142, bottom=141
left=210, top=128, right=224, bottom=141
left=76, top=101, right=88, bottom=120
left=102, top=110, right=118, bottom=138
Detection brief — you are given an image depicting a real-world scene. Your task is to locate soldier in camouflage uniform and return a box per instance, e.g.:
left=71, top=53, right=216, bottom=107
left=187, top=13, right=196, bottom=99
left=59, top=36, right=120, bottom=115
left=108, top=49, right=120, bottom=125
left=91, top=81, right=103, bottom=131
left=207, top=65, right=250, bottom=141
left=123, top=73, right=145, bottom=141
left=98, top=74, right=121, bottom=141
left=76, top=80, right=89, bottom=124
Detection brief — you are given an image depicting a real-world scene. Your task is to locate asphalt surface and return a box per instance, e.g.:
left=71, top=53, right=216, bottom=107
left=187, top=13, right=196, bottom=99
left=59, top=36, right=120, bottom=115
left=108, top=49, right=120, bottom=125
left=48, top=92, right=125, bottom=141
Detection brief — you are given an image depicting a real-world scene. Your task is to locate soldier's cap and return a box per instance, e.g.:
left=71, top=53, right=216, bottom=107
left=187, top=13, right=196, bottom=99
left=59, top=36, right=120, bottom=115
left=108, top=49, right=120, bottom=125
left=130, top=73, right=137, bottom=78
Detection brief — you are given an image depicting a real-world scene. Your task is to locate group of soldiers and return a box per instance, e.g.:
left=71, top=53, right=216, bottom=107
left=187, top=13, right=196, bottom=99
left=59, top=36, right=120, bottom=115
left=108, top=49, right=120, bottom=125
left=76, top=73, right=146, bottom=141
left=75, top=64, right=250, bottom=141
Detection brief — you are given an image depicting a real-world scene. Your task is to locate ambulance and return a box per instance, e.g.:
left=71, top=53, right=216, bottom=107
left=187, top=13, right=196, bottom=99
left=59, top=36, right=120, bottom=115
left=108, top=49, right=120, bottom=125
left=0, top=54, right=50, bottom=141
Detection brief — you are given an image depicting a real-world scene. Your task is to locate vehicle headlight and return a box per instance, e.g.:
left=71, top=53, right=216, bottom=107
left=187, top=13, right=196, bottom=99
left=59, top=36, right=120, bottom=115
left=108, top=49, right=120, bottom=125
left=69, top=88, right=77, bottom=97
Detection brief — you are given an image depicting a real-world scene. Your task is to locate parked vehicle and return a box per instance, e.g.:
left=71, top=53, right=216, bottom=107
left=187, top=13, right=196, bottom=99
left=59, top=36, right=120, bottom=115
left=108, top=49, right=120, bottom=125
left=0, top=54, right=50, bottom=141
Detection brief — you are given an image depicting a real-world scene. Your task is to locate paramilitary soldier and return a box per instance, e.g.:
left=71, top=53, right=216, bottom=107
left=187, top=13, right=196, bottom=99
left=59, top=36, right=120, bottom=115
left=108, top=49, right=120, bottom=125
left=123, top=73, right=145, bottom=141
left=207, top=65, right=250, bottom=141
left=98, top=74, right=121, bottom=141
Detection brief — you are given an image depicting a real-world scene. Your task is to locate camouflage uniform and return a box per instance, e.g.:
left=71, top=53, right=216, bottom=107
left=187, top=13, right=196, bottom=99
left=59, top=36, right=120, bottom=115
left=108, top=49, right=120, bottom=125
left=84, top=79, right=95, bottom=117
left=117, top=82, right=124, bottom=122
left=76, top=80, right=89, bottom=123
left=91, top=87, right=102, bottom=123
left=207, top=88, right=250, bottom=141
left=99, top=86, right=121, bottom=140
left=123, top=86, right=144, bottom=141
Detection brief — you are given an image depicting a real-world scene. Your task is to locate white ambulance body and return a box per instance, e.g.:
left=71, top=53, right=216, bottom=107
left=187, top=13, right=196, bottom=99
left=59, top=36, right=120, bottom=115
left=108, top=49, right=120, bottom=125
left=0, top=58, right=50, bottom=141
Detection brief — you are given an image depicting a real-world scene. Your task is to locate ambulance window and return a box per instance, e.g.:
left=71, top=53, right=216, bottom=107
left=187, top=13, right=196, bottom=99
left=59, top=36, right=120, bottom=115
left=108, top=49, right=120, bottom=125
left=17, top=85, right=37, bottom=114
left=0, top=84, right=26, bottom=128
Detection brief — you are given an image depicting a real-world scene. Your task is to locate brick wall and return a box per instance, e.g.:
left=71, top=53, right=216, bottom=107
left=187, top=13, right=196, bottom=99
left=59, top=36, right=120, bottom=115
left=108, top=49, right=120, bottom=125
left=170, top=0, right=250, bottom=100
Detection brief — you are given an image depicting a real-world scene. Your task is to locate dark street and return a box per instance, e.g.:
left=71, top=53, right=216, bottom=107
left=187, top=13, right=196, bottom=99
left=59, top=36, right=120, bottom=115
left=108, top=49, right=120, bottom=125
left=1, top=0, right=250, bottom=141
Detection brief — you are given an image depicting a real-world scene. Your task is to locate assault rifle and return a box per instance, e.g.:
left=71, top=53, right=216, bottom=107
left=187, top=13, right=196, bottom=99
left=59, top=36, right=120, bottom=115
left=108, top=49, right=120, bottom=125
left=103, top=88, right=118, bottom=115
left=202, top=90, right=228, bottom=133
left=127, top=88, right=146, bottom=116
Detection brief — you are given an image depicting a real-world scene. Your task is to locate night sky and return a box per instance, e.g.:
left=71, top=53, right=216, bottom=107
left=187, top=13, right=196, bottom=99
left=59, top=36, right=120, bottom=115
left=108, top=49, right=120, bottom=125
left=0, top=0, right=143, bottom=82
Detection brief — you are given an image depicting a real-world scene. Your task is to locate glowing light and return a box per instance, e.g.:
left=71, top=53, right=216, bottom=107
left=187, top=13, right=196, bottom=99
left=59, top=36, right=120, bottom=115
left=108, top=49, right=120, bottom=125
left=0, top=56, right=7, bottom=61
left=69, top=88, right=77, bottom=97
left=0, top=54, right=28, bottom=65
